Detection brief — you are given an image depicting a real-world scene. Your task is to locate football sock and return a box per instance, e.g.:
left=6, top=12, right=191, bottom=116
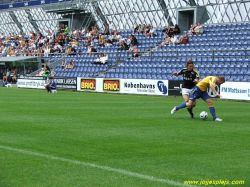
left=209, top=106, right=217, bottom=119
left=187, top=107, right=194, bottom=115
left=176, top=102, right=187, bottom=110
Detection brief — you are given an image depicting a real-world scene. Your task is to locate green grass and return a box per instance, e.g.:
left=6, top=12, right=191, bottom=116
left=0, top=88, right=249, bottom=187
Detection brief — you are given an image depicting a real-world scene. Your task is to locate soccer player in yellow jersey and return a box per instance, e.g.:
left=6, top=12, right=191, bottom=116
left=171, top=76, right=225, bottom=121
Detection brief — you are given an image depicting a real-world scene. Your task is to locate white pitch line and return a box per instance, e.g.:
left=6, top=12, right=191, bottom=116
left=0, top=145, right=196, bottom=187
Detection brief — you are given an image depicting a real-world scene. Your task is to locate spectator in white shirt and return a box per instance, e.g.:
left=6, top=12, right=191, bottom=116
left=146, top=26, right=155, bottom=37
left=60, top=59, right=67, bottom=69
left=170, top=35, right=179, bottom=44
left=0, top=33, right=5, bottom=39
left=94, top=53, right=108, bottom=64
left=108, top=21, right=115, bottom=34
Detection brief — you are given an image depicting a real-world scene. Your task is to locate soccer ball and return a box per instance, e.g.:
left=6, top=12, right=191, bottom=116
left=200, top=111, right=208, bottom=120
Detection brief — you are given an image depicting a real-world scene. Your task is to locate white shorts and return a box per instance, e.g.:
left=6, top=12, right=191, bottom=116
left=182, top=88, right=192, bottom=96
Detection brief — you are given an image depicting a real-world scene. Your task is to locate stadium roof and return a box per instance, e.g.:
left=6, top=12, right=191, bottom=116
left=0, top=56, right=38, bottom=62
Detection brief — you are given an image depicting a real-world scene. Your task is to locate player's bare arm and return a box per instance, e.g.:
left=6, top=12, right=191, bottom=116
left=173, top=72, right=178, bottom=76
left=210, top=84, right=222, bottom=97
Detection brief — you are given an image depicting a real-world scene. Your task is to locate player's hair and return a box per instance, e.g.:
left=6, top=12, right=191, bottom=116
left=217, top=76, right=225, bottom=83
left=186, top=60, right=194, bottom=67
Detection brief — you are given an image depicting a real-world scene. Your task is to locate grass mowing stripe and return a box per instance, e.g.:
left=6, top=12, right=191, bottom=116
left=0, top=145, right=196, bottom=187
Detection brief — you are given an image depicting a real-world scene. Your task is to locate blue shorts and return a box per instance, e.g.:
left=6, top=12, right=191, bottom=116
left=189, top=86, right=210, bottom=102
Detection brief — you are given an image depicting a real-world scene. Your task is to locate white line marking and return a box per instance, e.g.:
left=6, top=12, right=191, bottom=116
left=0, top=145, right=196, bottom=187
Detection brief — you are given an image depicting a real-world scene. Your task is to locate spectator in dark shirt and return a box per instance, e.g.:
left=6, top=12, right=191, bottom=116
left=162, top=26, right=167, bottom=34
left=69, top=46, right=76, bottom=55
left=173, top=24, right=180, bottom=35
left=130, top=35, right=138, bottom=45
left=91, top=46, right=97, bottom=55
left=166, top=25, right=173, bottom=37
left=118, top=41, right=129, bottom=51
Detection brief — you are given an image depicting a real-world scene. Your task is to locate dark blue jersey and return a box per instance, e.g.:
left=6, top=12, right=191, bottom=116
left=49, top=80, right=57, bottom=89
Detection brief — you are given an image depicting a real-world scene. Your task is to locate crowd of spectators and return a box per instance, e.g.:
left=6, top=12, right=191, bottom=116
left=0, top=22, right=204, bottom=82
left=0, top=66, right=34, bottom=83
left=0, top=22, right=203, bottom=58
left=160, top=23, right=203, bottom=47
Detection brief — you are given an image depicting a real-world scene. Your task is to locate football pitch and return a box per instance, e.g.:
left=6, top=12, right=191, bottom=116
left=0, top=88, right=249, bottom=187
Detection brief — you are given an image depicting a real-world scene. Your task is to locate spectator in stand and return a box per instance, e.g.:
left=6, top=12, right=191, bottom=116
left=81, top=27, right=86, bottom=34
left=26, top=66, right=33, bottom=74
left=93, top=53, right=108, bottom=64
left=11, top=70, right=17, bottom=83
left=49, top=68, right=56, bottom=77
left=113, top=29, right=119, bottom=36
left=69, top=39, right=79, bottom=48
left=3, top=68, right=10, bottom=83
left=188, top=24, right=196, bottom=35
left=162, top=26, right=167, bottom=34
left=138, top=24, right=146, bottom=34
left=89, top=38, right=94, bottom=47
left=170, top=34, right=179, bottom=44
left=133, top=24, right=139, bottom=34
left=144, top=24, right=151, bottom=36
left=130, top=35, right=138, bottom=45
left=126, top=35, right=132, bottom=46
left=0, top=33, right=5, bottom=39
left=194, top=23, right=203, bottom=34
left=44, top=63, right=50, bottom=71
left=65, top=60, right=75, bottom=69
left=132, top=46, right=139, bottom=57
left=38, top=47, right=44, bottom=57
left=37, top=68, right=45, bottom=76
left=44, top=45, right=51, bottom=57
left=173, top=24, right=181, bottom=35
left=10, top=40, right=16, bottom=48
left=103, top=25, right=109, bottom=35
left=53, top=46, right=61, bottom=54
left=98, top=37, right=105, bottom=47
left=179, top=33, right=189, bottom=44
left=146, top=26, right=156, bottom=37
left=128, top=44, right=135, bottom=55
left=87, top=45, right=92, bottom=54
left=38, top=37, right=45, bottom=47
left=64, top=36, right=69, bottom=44
left=90, top=45, right=97, bottom=55
left=60, top=59, right=67, bottom=69
left=116, top=35, right=126, bottom=46
left=114, top=32, right=121, bottom=43
left=108, top=33, right=115, bottom=43
left=43, top=68, right=50, bottom=77
left=105, top=36, right=113, bottom=47
left=69, top=46, right=76, bottom=55
left=166, top=25, right=174, bottom=37
left=60, top=24, right=65, bottom=33
left=160, top=35, right=171, bottom=46
left=117, top=40, right=129, bottom=50
left=108, top=21, right=115, bottom=34
left=9, top=46, right=15, bottom=57
left=64, top=46, right=70, bottom=56
left=65, top=25, right=69, bottom=35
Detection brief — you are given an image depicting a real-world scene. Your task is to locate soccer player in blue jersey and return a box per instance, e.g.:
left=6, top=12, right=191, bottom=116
left=46, top=77, right=57, bottom=93
left=173, top=60, right=201, bottom=118
left=171, top=76, right=225, bottom=121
